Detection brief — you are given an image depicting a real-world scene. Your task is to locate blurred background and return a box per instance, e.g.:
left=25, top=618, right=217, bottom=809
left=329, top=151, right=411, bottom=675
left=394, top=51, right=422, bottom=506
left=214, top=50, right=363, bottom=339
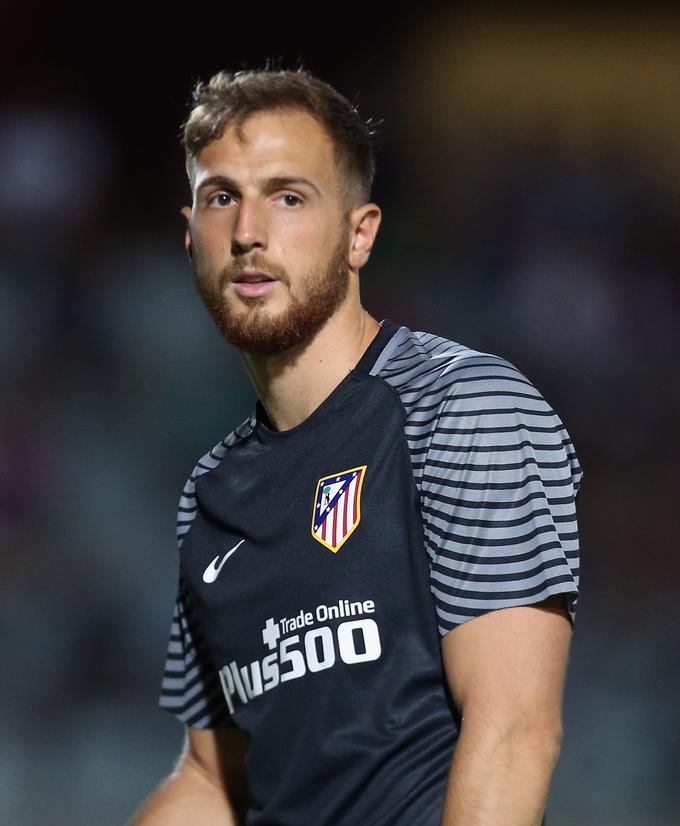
left=1, top=4, right=678, bottom=825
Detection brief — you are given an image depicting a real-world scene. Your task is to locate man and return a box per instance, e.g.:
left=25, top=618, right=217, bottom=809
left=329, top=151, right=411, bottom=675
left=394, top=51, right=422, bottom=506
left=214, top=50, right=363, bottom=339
left=128, top=66, right=582, bottom=826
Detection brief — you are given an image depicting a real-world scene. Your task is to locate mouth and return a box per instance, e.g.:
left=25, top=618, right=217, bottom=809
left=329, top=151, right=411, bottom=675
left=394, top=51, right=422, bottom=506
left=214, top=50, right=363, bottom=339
left=232, top=271, right=279, bottom=298
left=234, top=270, right=278, bottom=283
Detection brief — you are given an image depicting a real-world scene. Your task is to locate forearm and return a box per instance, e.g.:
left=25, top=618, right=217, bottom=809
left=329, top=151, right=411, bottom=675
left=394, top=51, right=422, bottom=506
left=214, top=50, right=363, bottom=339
left=126, top=755, right=242, bottom=826
left=439, top=721, right=562, bottom=826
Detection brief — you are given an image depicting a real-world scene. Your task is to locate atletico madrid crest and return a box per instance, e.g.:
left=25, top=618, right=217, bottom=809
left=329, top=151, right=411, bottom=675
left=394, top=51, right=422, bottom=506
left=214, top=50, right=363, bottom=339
left=311, top=465, right=367, bottom=553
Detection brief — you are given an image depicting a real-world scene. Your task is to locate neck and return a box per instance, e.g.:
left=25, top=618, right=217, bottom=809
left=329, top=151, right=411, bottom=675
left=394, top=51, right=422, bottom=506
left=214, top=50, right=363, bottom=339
left=239, top=300, right=381, bottom=432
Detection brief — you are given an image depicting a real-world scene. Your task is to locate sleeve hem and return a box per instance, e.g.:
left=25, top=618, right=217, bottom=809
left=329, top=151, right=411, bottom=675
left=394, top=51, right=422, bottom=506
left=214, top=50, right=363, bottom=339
left=438, top=584, right=578, bottom=639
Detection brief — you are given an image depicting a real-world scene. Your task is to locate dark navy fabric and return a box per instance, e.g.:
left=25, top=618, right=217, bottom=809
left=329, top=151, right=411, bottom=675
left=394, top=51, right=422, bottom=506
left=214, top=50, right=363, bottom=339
left=158, top=317, right=582, bottom=825
left=174, top=319, right=458, bottom=824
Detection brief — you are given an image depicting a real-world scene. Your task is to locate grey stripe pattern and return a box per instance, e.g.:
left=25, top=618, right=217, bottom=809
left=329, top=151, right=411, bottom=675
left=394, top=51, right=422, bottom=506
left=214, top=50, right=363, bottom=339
left=158, top=416, right=256, bottom=727
left=372, top=327, right=582, bottom=635
left=157, top=569, right=233, bottom=727
left=157, top=322, right=583, bottom=725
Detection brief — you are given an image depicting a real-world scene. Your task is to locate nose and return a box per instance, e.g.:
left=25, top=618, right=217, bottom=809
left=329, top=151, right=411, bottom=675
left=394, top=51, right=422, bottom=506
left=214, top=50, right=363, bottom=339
left=231, top=197, right=267, bottom=256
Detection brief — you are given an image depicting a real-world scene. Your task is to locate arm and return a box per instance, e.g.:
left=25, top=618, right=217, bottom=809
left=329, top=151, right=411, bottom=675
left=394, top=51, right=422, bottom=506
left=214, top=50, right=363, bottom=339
left=126, top=724, right=254, bottom=826
left=438, top=595, right=572, bottom=826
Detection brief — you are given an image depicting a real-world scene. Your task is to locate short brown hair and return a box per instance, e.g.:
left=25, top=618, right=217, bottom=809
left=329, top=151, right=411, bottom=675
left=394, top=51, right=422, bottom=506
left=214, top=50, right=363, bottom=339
left=180, top=64, right=380, bottom=216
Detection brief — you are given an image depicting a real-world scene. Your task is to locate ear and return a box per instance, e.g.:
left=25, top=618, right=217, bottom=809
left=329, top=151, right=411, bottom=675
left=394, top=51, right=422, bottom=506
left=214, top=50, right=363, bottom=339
left=180, top=206, right=192, bottom=258
left=348, top=203, right=382, bottom=272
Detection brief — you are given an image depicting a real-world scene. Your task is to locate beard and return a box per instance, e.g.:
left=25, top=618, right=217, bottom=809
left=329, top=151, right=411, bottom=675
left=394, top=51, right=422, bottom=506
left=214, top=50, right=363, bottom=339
left=192, top=227, right=351, bottom=355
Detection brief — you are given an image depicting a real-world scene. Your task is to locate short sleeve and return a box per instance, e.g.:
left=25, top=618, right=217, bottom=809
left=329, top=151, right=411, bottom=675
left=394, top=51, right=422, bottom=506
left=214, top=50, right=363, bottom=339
left=158, top=566, right=235, bottom=728
left=419, top=355, right=582, bottom=636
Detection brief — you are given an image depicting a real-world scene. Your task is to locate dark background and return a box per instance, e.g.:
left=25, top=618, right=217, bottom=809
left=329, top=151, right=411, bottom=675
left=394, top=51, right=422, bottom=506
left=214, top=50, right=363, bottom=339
left=1, top=4, right=678, bottom=825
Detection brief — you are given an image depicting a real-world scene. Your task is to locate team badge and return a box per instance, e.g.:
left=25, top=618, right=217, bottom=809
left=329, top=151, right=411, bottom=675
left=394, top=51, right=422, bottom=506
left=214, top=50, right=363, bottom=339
left=311, top=465, right=367, bottom=553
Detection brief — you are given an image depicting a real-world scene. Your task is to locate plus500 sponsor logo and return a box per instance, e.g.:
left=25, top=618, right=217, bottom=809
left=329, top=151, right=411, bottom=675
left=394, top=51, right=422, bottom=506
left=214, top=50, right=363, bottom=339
left=218, top=618, right=382, bottom=712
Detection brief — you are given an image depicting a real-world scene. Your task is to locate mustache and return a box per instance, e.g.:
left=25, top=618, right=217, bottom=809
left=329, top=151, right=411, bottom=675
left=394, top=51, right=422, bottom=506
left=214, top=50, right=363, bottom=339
left=221, top=255, right=289, bottom=284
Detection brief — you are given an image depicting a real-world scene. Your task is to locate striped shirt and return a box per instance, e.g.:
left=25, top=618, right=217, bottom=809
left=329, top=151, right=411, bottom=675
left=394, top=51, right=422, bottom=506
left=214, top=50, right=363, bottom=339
left=158, top=318, right=582, bottom=824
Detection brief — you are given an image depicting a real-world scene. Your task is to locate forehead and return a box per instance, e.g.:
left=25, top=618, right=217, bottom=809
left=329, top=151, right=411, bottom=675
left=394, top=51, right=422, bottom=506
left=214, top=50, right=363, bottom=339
left=192, top=109, right=338, bottom=191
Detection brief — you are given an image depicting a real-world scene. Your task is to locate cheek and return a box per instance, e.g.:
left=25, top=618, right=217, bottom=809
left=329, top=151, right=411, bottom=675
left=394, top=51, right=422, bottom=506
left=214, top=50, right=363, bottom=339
left=195, top=240, right=231, bottom=276
left=193, top=215, right=231, bottom=253
left=281, top=210, right=331, bottom=247
left=280, top=226, right=336, bottom=264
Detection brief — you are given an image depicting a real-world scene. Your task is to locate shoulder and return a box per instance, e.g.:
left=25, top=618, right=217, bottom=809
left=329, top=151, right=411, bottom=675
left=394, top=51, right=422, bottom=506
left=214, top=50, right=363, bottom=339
left=188, top=411, right=256, bottom=481
left=377, top=324, right=549, bottom=417
left=176, top=411, right=256, bottom=548
left=386, top=332, right=584, bottom=632
left=377, top=324, right=582, bottom=489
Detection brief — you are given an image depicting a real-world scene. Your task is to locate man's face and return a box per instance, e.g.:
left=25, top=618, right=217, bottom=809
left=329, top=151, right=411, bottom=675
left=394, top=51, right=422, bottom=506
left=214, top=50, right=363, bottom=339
left=182, top=108, right=352, bottom=354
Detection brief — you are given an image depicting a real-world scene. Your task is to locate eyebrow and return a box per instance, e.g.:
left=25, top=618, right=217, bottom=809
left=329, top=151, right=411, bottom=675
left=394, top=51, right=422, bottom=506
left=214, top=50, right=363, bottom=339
left=196, top=174, right=322, bottom=197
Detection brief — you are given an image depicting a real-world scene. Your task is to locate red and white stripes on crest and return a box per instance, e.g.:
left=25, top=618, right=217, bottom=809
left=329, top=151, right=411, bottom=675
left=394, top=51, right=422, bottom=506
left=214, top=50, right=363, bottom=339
left=315, top=473, right=360, bottom=548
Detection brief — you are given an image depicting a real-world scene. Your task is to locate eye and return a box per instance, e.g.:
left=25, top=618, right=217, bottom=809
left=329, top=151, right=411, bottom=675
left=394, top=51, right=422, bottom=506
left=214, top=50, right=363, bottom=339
left=207, top=192, right=233, bottom=207
left=279, top=193, right=303, bottom=207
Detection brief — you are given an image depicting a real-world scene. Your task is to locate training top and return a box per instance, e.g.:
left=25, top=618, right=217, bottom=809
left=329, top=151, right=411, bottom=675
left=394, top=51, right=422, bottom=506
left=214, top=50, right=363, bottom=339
left=158, top=318, right=582, bottom=826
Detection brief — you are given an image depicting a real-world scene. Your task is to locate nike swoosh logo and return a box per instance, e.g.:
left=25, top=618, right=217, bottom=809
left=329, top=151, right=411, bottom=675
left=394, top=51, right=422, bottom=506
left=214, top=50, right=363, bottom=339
left=202, top=539, right=246, bottom=583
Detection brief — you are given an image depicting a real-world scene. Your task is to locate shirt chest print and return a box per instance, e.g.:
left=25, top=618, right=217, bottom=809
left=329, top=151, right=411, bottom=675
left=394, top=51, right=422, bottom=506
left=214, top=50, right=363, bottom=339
left=311, top=465, right=367, bottom=553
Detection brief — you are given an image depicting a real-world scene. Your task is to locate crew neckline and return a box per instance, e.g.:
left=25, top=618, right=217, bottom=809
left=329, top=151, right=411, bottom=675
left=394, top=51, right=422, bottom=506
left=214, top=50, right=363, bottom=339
left=255, top=318, right=400, bottom=438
